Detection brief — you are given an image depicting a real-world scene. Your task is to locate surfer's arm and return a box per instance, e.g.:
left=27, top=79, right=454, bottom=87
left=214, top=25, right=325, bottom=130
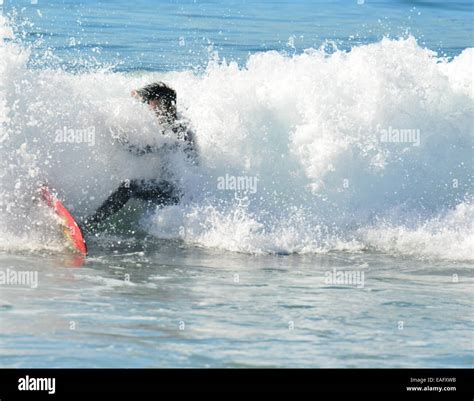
left=117, top=135, right=183, bottom=156
left=123, top=142, right=157, bottom=156
left=109, top=124, right=194, bottom=156
left=111, top=130, right=159, bottom=155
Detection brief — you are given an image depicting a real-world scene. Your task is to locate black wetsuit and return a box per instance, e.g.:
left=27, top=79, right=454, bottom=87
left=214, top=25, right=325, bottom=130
left=85, top=120, right=195, bottom=227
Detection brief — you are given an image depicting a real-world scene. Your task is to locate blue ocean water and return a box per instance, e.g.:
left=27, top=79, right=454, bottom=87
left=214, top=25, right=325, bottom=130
left=0, top=0, right=473, bottom=368
left=5, top=0, right=474, bottom=71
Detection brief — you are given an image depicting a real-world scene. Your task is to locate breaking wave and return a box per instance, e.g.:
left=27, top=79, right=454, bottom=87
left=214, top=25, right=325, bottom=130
left=0, top=15, right=472, bottom=260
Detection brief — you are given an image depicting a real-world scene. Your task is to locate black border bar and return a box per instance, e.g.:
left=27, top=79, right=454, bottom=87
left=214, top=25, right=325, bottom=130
left=0, top=368, right=472, bottom=400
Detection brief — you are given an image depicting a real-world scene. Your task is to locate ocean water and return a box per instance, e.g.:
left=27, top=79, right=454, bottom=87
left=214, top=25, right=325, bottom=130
left=0, top=0, right=473, bottom=368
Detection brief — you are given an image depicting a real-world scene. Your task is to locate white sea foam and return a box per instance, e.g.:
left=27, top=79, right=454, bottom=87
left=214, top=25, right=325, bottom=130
left=0, top=16, right=472, bottom=260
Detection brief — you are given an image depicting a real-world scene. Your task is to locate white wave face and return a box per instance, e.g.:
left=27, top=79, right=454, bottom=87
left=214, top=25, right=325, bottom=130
left=1, top=15, right=473, bottom=260
left=361, top=201, right=474, bottom=261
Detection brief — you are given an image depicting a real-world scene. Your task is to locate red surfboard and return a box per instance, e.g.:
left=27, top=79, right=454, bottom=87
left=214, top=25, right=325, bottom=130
left=40, top=185, right=87, bottom=256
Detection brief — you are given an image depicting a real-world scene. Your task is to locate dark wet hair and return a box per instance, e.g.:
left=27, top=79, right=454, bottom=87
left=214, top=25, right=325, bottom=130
left=136, top=82, right=177, bottom=117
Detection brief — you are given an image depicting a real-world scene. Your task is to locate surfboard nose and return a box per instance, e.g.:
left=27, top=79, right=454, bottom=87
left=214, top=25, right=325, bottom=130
left=40, top=185, right=88, bottom=257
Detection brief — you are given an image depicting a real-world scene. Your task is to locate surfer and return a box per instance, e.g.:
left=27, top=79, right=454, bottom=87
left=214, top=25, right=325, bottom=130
left=84, top=82, right=196, bottom=229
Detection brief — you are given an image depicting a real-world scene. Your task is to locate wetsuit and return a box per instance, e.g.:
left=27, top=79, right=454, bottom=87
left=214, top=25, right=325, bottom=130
left=85, top=120, right=195, bottom=227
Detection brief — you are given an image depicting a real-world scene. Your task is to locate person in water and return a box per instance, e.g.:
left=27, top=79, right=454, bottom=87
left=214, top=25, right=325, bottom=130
left=84, top=82, right=195, bottom=229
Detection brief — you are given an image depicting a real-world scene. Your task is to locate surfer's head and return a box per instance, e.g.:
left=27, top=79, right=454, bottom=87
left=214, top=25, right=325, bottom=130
left=132, top=82, right=177, bottom=121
